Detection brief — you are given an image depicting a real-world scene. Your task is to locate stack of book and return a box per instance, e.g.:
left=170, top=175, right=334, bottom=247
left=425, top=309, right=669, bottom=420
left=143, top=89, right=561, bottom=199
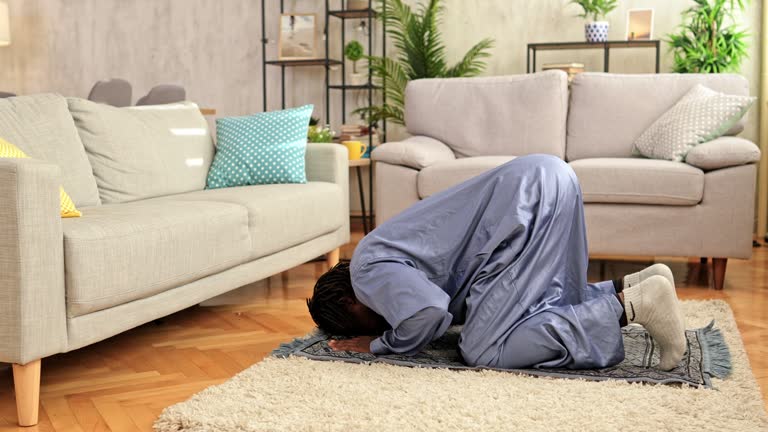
left=338, top=124, right=380, bottom=148
left=542, top=63, right=585, bottom=82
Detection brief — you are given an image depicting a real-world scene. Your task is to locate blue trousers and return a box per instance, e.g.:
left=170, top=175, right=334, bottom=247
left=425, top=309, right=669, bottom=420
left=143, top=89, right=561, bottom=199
left=458, top=157, right=625, bottom=369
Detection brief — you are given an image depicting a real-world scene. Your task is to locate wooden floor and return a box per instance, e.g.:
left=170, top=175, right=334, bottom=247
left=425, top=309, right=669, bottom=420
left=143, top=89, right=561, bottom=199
left=1, top=223, right=767, bottom=431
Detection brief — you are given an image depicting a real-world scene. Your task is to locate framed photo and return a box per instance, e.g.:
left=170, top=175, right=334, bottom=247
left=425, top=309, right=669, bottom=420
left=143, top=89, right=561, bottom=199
left=278, top=13, right=318, bottom=60
left=626, top=9, right=654, bottom=41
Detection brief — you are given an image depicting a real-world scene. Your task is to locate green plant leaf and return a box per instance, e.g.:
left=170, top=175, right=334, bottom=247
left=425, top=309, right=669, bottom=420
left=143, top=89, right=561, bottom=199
left=665, top=0, right=750, bottom=74
left=361, top=0, right=494, bottom=127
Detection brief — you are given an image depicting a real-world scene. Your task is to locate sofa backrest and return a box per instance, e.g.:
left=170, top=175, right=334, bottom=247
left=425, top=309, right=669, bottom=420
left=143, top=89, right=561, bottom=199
left=0, top=93, right=102, bottom=207
left=405, top=71, right=569, bottom=159
left=566, top=73, right=750, bottom=161
left=68, top=98, right=215, bottom=204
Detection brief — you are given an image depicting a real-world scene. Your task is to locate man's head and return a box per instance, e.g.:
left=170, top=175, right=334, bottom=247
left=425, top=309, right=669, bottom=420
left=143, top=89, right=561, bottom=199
left=306, top=261, right=389, bottom=336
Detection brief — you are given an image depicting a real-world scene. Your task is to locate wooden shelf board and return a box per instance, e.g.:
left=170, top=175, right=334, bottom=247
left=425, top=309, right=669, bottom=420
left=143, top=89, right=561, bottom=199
left=329, top=9, right=376, bottom=19
left=265, top=59, right=343, bottom=67
left=528, top=40, right=659, bottom=51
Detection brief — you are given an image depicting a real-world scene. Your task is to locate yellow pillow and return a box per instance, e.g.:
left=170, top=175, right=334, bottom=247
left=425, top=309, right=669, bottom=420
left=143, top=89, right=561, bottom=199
left=0, top=137, right=82, bottom=218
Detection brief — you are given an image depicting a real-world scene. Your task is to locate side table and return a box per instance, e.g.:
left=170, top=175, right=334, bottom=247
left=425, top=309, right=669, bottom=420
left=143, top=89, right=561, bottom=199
left=349, top=158, right=374, bottom=234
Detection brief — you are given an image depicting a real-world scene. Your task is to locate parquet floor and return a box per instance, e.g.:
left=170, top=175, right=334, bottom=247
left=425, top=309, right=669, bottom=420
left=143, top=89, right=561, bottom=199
left=0, top=223, right=766, bottom=431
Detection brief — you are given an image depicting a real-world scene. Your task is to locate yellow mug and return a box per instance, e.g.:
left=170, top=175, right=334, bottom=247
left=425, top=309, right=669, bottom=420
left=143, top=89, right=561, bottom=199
left=342, top=140, right=368, bottom=160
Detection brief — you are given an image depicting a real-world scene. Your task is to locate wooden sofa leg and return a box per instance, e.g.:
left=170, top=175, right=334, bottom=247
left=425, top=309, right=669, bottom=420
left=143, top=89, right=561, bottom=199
left=326, top=248, right=340, bottom=268
left=12, top=359, right=41, bottom=426
left=712, top=258, right=728, bottom=290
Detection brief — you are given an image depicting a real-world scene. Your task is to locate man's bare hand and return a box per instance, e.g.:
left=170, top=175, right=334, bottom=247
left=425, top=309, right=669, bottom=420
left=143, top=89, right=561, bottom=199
left=328, top=336, right=375, bottom=353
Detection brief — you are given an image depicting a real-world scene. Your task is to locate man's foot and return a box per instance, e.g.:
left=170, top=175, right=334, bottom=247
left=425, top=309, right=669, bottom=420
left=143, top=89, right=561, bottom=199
left=622, top=275, right=687, bottom=371
left=624, top=263, right=674, bottom=289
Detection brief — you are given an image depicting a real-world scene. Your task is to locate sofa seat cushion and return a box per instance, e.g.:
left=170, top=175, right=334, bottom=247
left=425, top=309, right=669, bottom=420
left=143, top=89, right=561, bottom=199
left=417, top=156, right=516, bottom=198
left=165, top=182, right=345, bottom=259
left=569, top=158, right=704, bottom=205
left=63, top=199, right=251, bottom=317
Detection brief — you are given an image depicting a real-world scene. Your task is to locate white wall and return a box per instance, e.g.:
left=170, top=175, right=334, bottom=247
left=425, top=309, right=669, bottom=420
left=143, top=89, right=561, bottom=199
left=0, top=0, right=762, bottom=213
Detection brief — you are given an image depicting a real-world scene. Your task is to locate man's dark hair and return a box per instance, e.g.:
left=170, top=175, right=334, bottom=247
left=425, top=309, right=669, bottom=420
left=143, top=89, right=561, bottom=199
left=307, top=261, right=357, bottom=335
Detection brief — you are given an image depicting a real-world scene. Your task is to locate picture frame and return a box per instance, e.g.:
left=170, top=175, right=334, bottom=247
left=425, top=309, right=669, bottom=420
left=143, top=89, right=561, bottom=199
left=626, top=8, right=654, bottom=41
left=278, top=13, right=318, bottom=60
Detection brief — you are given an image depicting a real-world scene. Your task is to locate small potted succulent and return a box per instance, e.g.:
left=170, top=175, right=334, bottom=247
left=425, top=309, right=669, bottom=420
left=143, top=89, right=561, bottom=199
left=344, top=40, right=367, bottom=86
left=570, top=0, right=617, bottom=43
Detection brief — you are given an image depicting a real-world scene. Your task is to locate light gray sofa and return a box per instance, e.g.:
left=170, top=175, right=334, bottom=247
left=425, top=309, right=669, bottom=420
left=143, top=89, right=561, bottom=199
left=0, top=94, right=349, bottom=426
left=373, top=71, right=759, bottom=292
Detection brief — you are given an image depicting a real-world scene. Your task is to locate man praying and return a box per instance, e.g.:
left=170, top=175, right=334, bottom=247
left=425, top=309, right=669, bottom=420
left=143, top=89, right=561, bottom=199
left=307, top=155, right=687, bottom=371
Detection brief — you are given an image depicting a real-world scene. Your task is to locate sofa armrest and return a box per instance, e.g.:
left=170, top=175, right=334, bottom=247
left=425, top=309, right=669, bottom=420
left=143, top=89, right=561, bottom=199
left=685, top=137, right=761, bottom=171
left=0, top=158, right=67, bottom=364
left=305, top=143, right=349, bottom=185
left=371, top=136, right=456, bottom=170
left=305, top=143, right=350, bottom=242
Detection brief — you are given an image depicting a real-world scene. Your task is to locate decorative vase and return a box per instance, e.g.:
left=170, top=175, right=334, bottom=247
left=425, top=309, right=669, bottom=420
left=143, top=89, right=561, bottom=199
left=585, top=21, right=609, bottom=43
left=349, top=73, right=368, bottom=86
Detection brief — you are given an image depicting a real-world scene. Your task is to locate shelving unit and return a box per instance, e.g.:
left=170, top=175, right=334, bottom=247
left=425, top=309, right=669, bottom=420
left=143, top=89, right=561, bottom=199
left=325, top=1, right=387, bottom=153
left=526, top=40, right=661, bottom=73
left=260, top=0, right=387, bottom=233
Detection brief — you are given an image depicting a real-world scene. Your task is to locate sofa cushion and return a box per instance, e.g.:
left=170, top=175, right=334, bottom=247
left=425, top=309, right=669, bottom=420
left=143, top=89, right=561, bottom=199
left=405, top=71, right=568, bottom=159
left=685, top=137, right=761, bottom=170
left=68, top=98, right=215, bottom=204
left=63, top=199, right=251, bottom=317
left=569, top=158, right=704, bottom=205
left=633, top=85, right=755, bottom=162
left=206, top=105, right=313, bottom=189
left=567, top=73, right=750, bottom=161
left=0, top=94, right=101, bottom=206
left=417, top=156, right=516, bottom=198
left=166, top=182, right=345, bottom=259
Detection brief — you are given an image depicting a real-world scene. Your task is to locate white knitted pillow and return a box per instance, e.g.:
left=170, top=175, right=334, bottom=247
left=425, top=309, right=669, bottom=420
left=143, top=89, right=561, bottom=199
left=633, top=85, right=755, bottom=162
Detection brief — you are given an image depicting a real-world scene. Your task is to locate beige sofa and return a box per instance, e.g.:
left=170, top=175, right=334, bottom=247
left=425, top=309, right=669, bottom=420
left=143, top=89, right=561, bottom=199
left=373, top=71, right=759, bottom=291
left=0, top=94, right=349, bottom=426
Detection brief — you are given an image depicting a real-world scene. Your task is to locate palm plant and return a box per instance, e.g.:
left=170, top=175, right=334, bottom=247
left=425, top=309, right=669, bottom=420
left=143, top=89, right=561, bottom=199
left=569, top=0, right=618, bottom=22
left=354, top=0, right=494, bottom=126
left=667, top=0, right=750, bottom=73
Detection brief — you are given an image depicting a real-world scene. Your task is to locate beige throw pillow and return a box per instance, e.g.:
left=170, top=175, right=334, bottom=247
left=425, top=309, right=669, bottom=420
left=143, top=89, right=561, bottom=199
left=632, top=85, right=755, bottom=162
left=68, top=99, right=215, bottom=204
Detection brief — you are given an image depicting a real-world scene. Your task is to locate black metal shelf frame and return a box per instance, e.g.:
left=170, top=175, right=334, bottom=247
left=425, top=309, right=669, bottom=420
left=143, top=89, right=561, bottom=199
left=260, top=0, right=387, bottom=234
left=325, top=0, right=386, bottom=234
left=526, top=40, right=661, bottom=74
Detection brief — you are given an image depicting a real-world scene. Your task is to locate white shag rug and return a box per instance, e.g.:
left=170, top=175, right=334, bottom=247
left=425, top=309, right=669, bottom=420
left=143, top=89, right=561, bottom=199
left=155, top=300, right=768, bottom=432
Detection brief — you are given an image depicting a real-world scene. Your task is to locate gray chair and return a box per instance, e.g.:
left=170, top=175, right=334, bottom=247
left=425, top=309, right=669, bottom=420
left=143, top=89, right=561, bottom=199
left=136, top=84, right=186, bottom=105
left=0, top=91, right=15, bottom=98
left=87, top=78, right=132, bottom=107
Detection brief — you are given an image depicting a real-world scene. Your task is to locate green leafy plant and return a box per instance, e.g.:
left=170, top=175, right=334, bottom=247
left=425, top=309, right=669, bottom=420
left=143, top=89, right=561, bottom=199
left=569, top=0, right=617, bottom=22
left=667, top=0, right=749, bottom=73
left=345, top=40, right=365, bottom=74
left=354, top=0, right=494, bottom=126
left=309, top=116, right=320, bottom=126
left=307, top=125, right=335, bottom=143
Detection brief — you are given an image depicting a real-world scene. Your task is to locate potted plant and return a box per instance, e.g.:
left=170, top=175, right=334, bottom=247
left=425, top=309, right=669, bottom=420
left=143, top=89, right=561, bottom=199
left=667, top=0, right=749, bottom=73
left=345, top=40, right=367, bottom=86
left=570, top=0, right=617, bottom=43
left=307, top=123, right=335, bottom=143
left=354, top=0, right=494, bottom=126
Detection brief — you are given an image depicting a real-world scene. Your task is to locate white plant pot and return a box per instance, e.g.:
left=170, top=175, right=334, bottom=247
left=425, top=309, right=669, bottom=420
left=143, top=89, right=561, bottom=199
left=349, top=73, right=368, bottom=86
left=585, top=21, right=609, bottom=43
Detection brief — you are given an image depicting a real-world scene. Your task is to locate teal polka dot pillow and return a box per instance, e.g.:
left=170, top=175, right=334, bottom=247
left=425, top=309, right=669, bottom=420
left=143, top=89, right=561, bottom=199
left=206, top=105, right=313, bottom=189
